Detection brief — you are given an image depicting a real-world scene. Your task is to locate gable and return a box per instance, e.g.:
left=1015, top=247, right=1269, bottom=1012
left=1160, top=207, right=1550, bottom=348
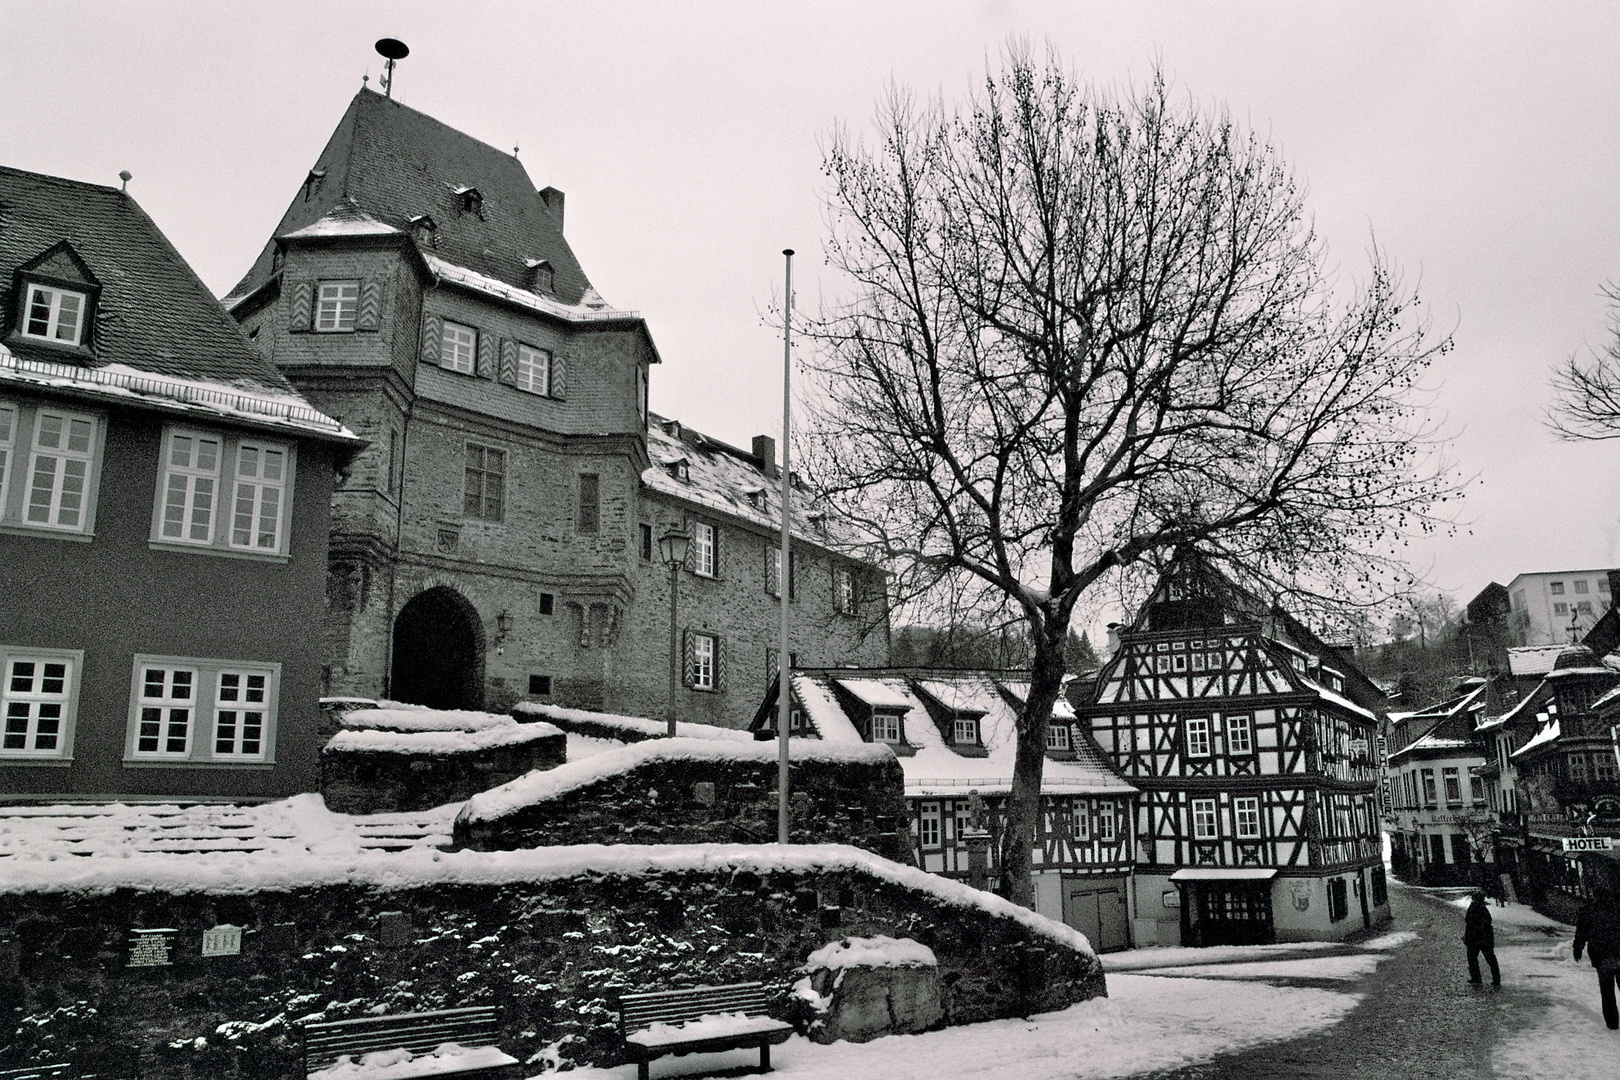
left=17, top=240, right=100, bottom=288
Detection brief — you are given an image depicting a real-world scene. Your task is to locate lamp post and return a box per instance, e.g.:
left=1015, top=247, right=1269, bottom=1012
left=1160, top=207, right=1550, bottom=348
left=658, top=528, right=692, bottom=738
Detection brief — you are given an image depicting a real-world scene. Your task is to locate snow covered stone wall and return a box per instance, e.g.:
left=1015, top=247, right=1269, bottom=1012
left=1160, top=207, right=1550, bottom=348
left=454, top=737, right=909, bottom=860
left=509, top=701, right=755, bottom=744
left=320, top=709, right=567, bottom=814
left=0, top=845, right=1103, bottom=1077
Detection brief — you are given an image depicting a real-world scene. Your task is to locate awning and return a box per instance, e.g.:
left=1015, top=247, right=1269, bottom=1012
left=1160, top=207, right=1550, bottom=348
left=1169, top=869, right=1280, bottom=882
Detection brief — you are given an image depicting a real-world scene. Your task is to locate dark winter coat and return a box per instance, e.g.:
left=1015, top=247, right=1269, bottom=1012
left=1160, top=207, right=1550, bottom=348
left=1463, top=899, right=1494, bottom=948
left=1574, top=897, right=1620, bottom=971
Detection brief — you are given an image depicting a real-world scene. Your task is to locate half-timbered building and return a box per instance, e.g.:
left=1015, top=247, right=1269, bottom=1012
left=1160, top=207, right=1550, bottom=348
left=1075, top=565, right=1390, bottom=946
left=752, top=668, right=1138, bottom=951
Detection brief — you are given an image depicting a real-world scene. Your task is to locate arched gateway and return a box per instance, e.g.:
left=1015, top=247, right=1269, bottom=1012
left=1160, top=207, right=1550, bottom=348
left=390, top=586, right=484, bottom=710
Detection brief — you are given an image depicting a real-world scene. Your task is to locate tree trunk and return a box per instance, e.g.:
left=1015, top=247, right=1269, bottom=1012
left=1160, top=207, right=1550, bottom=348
left=998, top=619, right=1066, bottom=907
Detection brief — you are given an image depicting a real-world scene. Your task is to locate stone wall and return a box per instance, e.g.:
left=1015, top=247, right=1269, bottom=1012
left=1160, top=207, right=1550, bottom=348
left=453, top=741, right=909, bottom=859
left=320, top=727, right=567, bottom=814
left=0, top=852, right=1104, bottom=1077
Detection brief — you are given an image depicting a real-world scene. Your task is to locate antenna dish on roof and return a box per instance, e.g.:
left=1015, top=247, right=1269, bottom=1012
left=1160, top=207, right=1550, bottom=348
left=374, top=38, right=409, bottom=98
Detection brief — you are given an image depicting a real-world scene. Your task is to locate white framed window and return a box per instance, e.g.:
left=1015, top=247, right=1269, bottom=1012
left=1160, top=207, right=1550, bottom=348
left=127, top=655, right=279, bottom=765
left=1575, top=579, right=1590, bottom=594
left=1443, top=766, right=1462, bottom=804
left=22, top=284, right=86, bottom=346
left=1550, top=581, right=1565, bottom=595
left=1226, top=714, right=1253, bottom=755
left=692, top=521, right=716, bottom=577
left=1554, top=601, right=1569, bottom=616
left=440, top=321, right=477, bottom=374
left=212, top=670, right=269, bottom=759
left=1234, top=796, right=1262, bottom=839
left=1421, top=768, right=1437, bottom=806
left=1185, top=716, right=1211, bottom=757
left=230, top=440, right=289, bottom=551
left=133, top=665, right=197, bottom=758
left=834, top=567, right=856, bottom=614
left=315, top=280, right=359, bottom=332
left=1191, top=798, right=1218, bottom=840
left=871, top=710, right=902, bottom=744
left=919, top=801, right=941, bottom=848
left=1046, top=723, right=1071, bottom=751
left=1, top=648, right=81, bottom=759
left=24, top=407, right=98, bottom=532
left=954, top=715, right=979, bottom=745
left=690, top=632, right=715, bottom=690
left=1072, top=803, right=1090, bottom=841
left=516, top=344, right=551, bottom=395
left=1097, top=801, right=1116, bottom=842
left=158, top=429, right=223, bottom=544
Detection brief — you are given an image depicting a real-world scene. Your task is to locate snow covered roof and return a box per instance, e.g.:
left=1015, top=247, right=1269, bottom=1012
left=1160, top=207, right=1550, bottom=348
left=459, top=736, right=895, bottom=823
left=783, top=669, right=1135, bottom=798
left=641, top=414, right=866, bottom=552
left=421, top=252, right=643, bottom=325
left=1387, top=729, right=1480, bottom=764
left=1511, top=719, right=1562, bottom=760
left=278, top=203, right=402, bottom=240
left=0, top=167, right=349, bottom=437
left=1294, top=671, right=1380, bottom=723
left=1509, top=646, right=1569, bottom=677
left=0, top=347, right=356, bottom=440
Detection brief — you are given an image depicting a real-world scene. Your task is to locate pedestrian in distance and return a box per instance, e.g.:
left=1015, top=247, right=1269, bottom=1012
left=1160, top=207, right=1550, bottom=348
left=1573, top=857, right=1620, bottom=1030
left=1464, top=890, right=1500, bottom=988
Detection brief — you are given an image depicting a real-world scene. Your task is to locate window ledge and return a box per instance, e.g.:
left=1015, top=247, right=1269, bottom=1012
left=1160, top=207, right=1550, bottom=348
left=148, top=541, right=290, bottom=564
left=0, top=756, right=74, bottom=767
left=0, top=523, right=93, bottom=543
left=123, top=759, right=275, bottom=770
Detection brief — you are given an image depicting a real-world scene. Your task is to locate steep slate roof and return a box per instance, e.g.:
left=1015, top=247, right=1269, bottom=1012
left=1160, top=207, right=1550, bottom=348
left=228, top=89, right=591, bottom=306
left=767, top=668, right=1135, bottom=798
left=643, top=412, right=863, bottom=553
left=0, top=167, right=300, bottom=392
left=1508, top=645, right=1573, bottom=677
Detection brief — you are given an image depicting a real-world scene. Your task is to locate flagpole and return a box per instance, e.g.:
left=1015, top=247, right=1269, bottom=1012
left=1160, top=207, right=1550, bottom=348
left=777, top=249, right=794, bottom=845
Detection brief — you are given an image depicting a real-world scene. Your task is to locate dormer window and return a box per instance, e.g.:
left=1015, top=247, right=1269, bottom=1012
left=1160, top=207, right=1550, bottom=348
left=1046, top=723, right=1071, bottom=751
left=871, top=710, right=903, bottom=744
left=23, top=285, right=86, bottom=346
left=953, top=715, right=979, bottom=745
left=526, top=259, right=555, bottom=294
left=454, top=186, right=484, bottom=216
left=666, top=459, right=689, bottom=482
left=409, top=214, right=438, bottom=246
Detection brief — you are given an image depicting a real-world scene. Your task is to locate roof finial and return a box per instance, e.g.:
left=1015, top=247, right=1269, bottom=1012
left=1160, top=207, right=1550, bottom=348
left=513, top=145, right=520, bottom=157
left=362, top=73, right=369, bottom=89
left=118, top=170, right=132, bottom=193
left=375, top=38, right=409, bottom=99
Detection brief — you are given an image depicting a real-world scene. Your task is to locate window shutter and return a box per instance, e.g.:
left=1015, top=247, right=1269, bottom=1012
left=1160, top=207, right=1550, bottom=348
left=356, top=279, right=383, bottom=331
left=550, top=355, right=567, bottom=399
left=288, top=281, right=314, bottom=333
left=716, top=636, right=728, bottom=693
left=498, top=339, right=518, bottom=386
left=476, top=332, right=495, bottom=379
left=682, top=629, right=696, bottom=689
left=765, top=546, right=779, bottom=595
left=421, top=313, right=443, bottom=366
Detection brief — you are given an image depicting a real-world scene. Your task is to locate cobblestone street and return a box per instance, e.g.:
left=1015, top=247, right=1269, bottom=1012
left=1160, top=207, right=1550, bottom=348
left=1126, top=882, right=1598, bottom=1080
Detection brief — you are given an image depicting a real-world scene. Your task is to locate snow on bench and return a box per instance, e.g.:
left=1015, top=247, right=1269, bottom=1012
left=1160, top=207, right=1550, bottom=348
left=618, top=983, right=792, bottom=1080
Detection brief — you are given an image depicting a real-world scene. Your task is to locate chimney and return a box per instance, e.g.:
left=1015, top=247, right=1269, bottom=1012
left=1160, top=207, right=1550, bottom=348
left=539, top=186, right=565, bottom=229
left=753, top=435, right=778, bottom=479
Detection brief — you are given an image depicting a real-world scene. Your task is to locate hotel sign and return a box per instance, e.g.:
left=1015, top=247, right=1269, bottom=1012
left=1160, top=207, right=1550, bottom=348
left=1562, top=836, right=1615, bottom=853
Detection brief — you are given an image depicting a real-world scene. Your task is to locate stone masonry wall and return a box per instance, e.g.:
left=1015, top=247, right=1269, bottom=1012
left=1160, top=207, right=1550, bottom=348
left=320, top=730, right=567, bottom=814
left=455, top=751, right=909, bottom=860
left=0, top=862, right=1104, bottom=1078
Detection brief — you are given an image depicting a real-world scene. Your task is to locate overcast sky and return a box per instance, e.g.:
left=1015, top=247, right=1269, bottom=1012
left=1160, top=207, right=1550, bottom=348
left=6, top=1, right=1620, bottom=615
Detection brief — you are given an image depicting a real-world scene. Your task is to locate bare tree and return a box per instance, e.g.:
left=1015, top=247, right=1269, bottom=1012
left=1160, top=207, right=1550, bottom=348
left=1551, top=283, right=1620, bottom=439
left=802, top=45, right=1458, bottom=905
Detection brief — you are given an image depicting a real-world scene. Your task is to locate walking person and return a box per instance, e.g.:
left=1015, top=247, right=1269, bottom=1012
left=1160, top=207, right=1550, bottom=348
left=1464, top=890, right=1500, bottom=987
left=1573, top=858, right=1620, bottom=1030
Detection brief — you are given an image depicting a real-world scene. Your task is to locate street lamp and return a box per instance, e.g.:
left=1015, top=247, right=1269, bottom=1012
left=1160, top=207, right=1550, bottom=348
left=659, top=528, right=692, bottom=738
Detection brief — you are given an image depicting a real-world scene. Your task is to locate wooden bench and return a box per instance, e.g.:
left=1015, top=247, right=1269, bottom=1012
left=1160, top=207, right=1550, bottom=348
left=301, top=1006, right=520, bottom=1079
left=619, top=981, right=793, bottom=1080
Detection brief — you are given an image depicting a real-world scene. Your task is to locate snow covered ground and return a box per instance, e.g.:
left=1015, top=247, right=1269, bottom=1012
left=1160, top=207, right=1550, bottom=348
left=551, top=969, right=1363, bottom=1080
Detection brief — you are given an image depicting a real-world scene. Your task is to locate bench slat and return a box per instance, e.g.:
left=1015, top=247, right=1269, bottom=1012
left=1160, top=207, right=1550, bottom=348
left=302, top=1007, right=504, bottom=1075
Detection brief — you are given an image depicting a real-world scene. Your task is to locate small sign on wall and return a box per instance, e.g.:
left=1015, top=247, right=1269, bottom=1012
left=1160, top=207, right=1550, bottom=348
left=1161, top=889, right=1180, bottom=909
left=202, top=924, right=243, bottom=957
left=127, top=928, right=178, bottom=968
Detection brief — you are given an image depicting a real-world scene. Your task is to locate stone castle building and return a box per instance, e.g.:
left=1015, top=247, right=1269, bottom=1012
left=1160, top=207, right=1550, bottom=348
left=223, top=88, right=887, bottom=727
